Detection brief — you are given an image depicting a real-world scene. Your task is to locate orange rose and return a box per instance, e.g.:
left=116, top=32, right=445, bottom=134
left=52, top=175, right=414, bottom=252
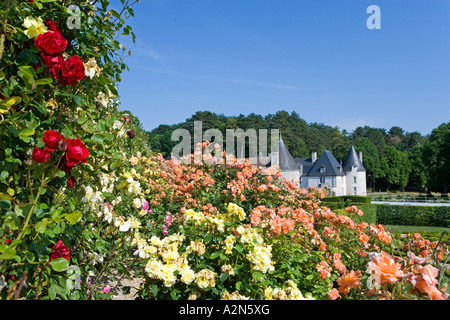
left=337, top=270, right=362, bottom=294
left=414, top=264, right=439, bottom=295
left=367, top=252, right=404, bottom=284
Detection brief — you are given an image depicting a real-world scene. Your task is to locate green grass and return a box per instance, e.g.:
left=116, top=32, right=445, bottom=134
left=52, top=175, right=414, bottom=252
left=384, top=225, right=450, bottom=233
left=385, top=225, right=450, bottom=243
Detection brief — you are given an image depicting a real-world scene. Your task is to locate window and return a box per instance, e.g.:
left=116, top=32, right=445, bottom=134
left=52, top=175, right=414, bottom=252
left=320, top=177, right=326, bottom=184
left=353, top=187, right=357, bottom=195
left=353, top=176, right=357, bottom=183
left=319, top=166, right=325, bottom=173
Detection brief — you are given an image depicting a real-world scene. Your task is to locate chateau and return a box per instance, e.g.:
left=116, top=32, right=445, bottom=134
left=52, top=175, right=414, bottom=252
left=268, top=136, right=367, bottom=196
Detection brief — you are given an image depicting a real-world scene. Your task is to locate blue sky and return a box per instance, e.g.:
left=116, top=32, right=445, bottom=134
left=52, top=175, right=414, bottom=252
left=114, top=0, right=450, bottom=135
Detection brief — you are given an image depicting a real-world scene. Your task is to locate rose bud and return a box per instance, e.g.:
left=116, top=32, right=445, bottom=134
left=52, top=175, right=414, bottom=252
left=32, top=147, right=51, bottom=163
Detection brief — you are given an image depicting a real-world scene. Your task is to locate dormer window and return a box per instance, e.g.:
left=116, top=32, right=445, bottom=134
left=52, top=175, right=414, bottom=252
left=319, top=166, right=325, bottom=173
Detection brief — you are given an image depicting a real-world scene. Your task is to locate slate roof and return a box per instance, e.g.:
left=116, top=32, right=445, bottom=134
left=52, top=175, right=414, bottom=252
left=295, top=157, right=313, bottom=176
left=278, top=138, right=300, bottom=171
left=268, top=137, right=364, bottom=176
left=303, top=150, right=345, bottom=176
left=343, top=145, right=365, bottom=172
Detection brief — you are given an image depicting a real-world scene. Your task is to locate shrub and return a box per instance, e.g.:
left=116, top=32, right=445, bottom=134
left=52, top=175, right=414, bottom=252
left=0, top=1, right=448, bottom=301
left=344, top=195, right=372, bottom=205
left=320, top=196, right=344, bottom=211
left=0, top=0, right=143, bottom=300
left=376, top=205, right=450, bottom=228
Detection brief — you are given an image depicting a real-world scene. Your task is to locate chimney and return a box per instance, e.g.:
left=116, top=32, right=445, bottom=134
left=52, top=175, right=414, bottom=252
left=312, top=152, right=317, bottom=163
left=359, top=151, right=363, bottom=163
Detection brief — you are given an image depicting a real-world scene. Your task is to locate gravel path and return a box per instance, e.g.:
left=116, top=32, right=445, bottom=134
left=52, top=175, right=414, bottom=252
left=99, top=270, right=143, bottom=300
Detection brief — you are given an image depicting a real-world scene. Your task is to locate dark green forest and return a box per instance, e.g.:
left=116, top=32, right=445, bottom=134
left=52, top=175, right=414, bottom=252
left=146, top=110, right=450, bottom=194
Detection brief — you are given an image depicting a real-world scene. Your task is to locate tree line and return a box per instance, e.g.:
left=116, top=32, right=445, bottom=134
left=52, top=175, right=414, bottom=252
left=146, top=110, right=449, bottom=194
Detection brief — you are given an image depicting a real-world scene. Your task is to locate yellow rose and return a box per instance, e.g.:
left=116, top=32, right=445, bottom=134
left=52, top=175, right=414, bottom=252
left=180, top=269, right=196, bottom=285
left=23, top=16, right=47, bottom=39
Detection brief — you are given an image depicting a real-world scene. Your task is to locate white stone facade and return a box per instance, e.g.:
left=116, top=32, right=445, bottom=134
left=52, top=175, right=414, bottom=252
left=274, top=145, right=367, bottom=197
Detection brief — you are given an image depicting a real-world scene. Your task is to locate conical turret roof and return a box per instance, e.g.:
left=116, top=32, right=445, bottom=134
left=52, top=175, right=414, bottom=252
left=343, top=145, right=365, bottom=171
left=278, top=135, right=300, bottom=171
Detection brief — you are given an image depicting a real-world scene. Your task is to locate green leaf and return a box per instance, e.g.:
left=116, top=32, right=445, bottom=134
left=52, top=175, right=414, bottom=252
left=104, top=133, right=114, bottom=142
left=0, top=192, right=13, bottom=201
left=91, top=134, right=104, bottom=144
left=0, top=199, right=12, bottom=209
left=210, top=251, right=220, bottom=259
left=78, top=117, right=88, bottom=125
left=95, top=239, right=108, bottom=252
left=4, top=96, right=22, bottom=107
left=252, top=271, right=263, bottom=281
left=20, top=127, right=35, bottom=137
left=0, top=247, right=16, bottom=260
left=204, top=234, right=213, bottom=243
left=73, top=95, right=85, bottom=106
left=50, top=258, right=69, bottom=272
left=219, top=272, right=228, bottom=282
left=34, top=78, right=53, bottom=86
left=18, top=66, right=35, bottom=80
left=65, top=211, right=82, bottom=225
left=150, top=284, right=158, bottom=297
left=35, top=221, right=47, bottom=233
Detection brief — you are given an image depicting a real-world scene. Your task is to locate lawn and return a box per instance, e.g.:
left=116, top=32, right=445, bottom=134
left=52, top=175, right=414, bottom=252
left=385, top=225, right=450, bottom=243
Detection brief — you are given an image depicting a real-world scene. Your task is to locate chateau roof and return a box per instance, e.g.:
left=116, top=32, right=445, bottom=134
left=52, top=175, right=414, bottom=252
left=278, top=137, right=300, bottom=171
left=343, top=145, right=365, bottom=172
left=304, top=150, right=345, bottom=176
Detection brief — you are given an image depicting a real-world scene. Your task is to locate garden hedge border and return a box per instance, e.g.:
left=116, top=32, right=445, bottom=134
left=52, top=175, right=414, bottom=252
left=375, top=204, right=450, bottom=228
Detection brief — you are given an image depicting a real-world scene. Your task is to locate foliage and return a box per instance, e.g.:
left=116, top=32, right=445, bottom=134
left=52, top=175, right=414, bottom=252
left=379, top=146, right=411, bottom=191
left=148, top=111, right=449, bottom=193
left=421, top=122, right=450, bottom=193
left=376, top=205, right=450, bottom=228
left=0, top=0, right=142, bottom=300
left=0, top=0, right=448, bottom=301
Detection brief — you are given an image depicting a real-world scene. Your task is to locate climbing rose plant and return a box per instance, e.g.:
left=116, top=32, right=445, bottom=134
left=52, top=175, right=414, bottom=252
left=0, top=0, right=449, bottom=301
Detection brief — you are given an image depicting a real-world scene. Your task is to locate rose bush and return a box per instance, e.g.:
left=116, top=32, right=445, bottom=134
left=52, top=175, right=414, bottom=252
left=0, top=0, right=448, bottom=301
left=0, top=0, right=145, bottom=299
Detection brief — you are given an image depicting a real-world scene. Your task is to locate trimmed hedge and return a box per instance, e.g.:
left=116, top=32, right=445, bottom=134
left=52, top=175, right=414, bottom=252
left=344, top=195, right=372, bottom=204
left=321, top=195, right=371, bottom=210
left=357, top=204, right=377, bottom=225
left=321, top=196, right=376, bottom=224
left=320, top=196, right=345, bottom=210
left=334, top=204, right=377, bottom=225
left=376, top=205, right=450, bottom=228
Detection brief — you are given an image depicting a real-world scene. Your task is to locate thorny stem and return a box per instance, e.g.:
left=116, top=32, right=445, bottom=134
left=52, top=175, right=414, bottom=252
left=86, top=243, right=119, bottom=299
left=15, top=171, right=46, bottom=243
left=34, top=264, right=43, bottom=300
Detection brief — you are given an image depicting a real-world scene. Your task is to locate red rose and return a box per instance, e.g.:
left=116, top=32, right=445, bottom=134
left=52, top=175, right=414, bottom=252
left=32, top=147, right=51, bottom=163
left=49, top=240, right=70, bottom=261
left=42, top=130, right=65, bottom=152
left=45, top=19, right=61, bottom=33
left=1, top=235, right=11, bottom=244
left=57, top=56, right=85, bottom=86
left=58, top=161, right=74, bottom=173
left=34, top=31, right=68, bottom=56
left=40, top=53, right=64, bottom=78
left=67, top=176, right=76, bottom=188
left=65, top=138, right=89, bottom=167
